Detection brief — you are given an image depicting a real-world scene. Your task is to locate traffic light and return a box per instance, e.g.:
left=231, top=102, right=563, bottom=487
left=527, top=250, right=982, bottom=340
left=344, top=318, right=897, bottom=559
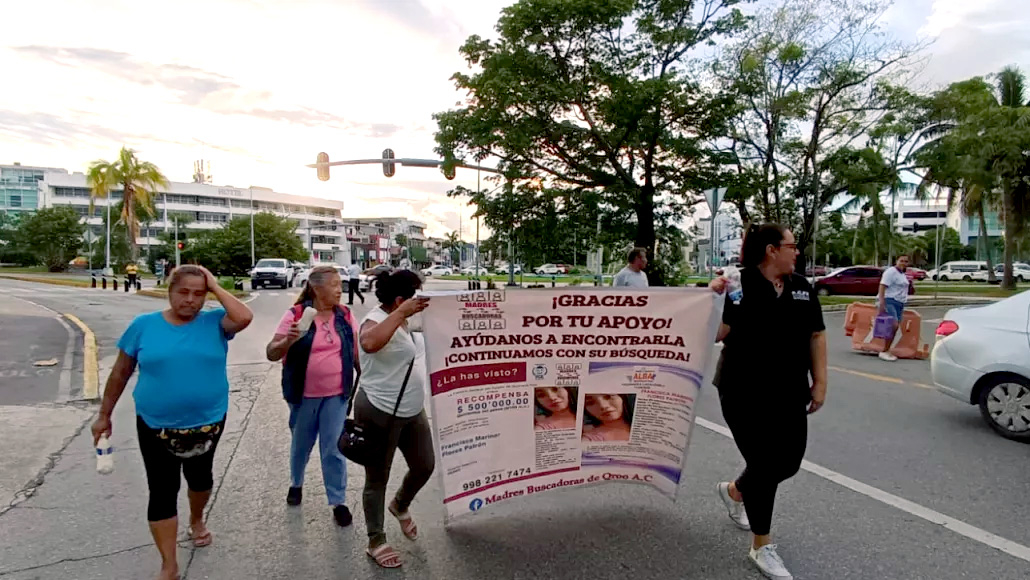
left=177, top=242, right=184, bottom=250
left=442, top=162, right=456, bottom=180
left=316, top=152, right=330, bottom=181
left=382, top=148, right=395, bottom=178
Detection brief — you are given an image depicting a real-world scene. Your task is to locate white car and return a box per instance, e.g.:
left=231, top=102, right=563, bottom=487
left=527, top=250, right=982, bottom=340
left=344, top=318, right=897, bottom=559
left=971, top=263, right=1030, bottom=283
left=460, top=266, right=490, bottom=276
left=535, top=263, right=561, bottom=275
left=931, top=290, right=1030, bottom=442
left=496, top=263, right=523, bottom=275
left=421, top=265, right=453, bottom=277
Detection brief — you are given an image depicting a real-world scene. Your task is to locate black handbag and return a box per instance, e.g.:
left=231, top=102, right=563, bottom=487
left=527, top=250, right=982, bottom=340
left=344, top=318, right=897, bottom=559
left=338, top=359, right=416, bottom=466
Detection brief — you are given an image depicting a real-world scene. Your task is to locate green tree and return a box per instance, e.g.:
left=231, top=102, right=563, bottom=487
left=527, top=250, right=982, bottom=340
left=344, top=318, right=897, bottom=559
left=86, top=147, right=169, bottom=261
left=190, top=213, right=307, bottom=277
left=394, top=233, right=409, bottom=248
left=434, top=0, right=749, bottom=285
left=14, top=206, right=85, bottom=271
left=0, top=212, right=34, bottom=265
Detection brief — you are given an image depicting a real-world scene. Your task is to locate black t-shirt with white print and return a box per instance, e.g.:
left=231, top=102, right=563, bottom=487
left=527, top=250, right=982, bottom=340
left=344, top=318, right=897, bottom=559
left=714, top=266, right=825, bottom=405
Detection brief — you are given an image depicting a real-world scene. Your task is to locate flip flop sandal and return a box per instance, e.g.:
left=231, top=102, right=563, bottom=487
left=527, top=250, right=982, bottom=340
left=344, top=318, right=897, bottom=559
left=388, top=504, right=418, bottom=540
left=366, top=544, right=402, bottom=568
left=187, top=527, right=213, bottom=548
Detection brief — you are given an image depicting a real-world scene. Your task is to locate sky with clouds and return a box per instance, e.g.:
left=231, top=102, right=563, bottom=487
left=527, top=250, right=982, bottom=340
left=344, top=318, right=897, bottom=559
left=1, top=0, right=1027, bottom=238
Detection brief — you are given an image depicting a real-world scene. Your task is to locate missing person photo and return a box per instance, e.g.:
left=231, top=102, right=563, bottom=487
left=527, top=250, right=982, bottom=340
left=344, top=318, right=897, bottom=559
left=534, top=386, right=579, bottom=431
left=582, top=393, right=635, bottom=442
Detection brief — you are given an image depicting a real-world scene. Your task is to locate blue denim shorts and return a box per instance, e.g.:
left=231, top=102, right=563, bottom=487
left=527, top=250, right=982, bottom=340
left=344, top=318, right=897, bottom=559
left=883, top=298, right=905, bottom=321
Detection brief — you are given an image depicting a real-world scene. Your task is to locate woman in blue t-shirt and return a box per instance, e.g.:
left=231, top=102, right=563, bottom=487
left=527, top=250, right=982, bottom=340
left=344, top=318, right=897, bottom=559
left=91, top=265, right=252, bottom=580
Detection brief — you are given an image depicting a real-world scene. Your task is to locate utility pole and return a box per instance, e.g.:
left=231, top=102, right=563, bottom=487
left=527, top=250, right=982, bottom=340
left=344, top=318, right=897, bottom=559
left=249, top=188, right=255, bottom=268
left=174, top=217, right=180, bottom=268
left=104, top=197, right=111, bottom=274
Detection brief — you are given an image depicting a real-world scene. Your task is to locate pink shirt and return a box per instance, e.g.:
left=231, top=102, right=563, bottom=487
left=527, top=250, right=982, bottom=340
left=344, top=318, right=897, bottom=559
left=276, top=308, right=359, bottom=398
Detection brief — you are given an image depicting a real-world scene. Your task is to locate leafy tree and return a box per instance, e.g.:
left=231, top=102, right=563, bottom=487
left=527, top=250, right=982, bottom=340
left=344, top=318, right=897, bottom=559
left=87, top=147, right=168, bottom=261
left=395, top=233, right=409, bottom=248
left=14, top=207, right=85, bottom=271
left=434, top=0, right=749, bottom=285
left=0, top=212, right=34, bottom=265
left=189, top=213, right=307, bottom=277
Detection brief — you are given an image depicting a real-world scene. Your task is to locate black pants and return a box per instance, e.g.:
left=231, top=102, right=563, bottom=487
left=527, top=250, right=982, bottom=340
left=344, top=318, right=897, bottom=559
left=137, top=416, right=225, bottom=522
left=353, top=390, right=435, bottom=545
left=348, top=278, right=364, bottom=305
left=719, top=389, right=808, bottom=536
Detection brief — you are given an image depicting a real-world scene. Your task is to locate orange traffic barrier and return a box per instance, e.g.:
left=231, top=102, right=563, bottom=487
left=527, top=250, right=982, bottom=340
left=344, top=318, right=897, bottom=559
left=843, top=302, right=929, bottom=359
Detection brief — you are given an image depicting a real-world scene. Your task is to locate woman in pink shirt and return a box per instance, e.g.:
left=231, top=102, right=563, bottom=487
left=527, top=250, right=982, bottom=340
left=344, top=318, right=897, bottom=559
left=266, top=266, right=359, bottom=527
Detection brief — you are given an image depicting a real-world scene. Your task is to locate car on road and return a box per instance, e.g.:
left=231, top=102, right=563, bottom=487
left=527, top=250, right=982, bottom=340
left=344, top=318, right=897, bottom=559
left=535, top=263, right=563, bottom=275
left=906, top=267, right=928, bottom=281
left=813, top=266, right=914, bottom=297
left=931, top=290, right=1030, bottom=442
left=495, top=263, right=523, bottom=275
left=250, top=258, right=295, bottom=289
left=421, top=265, right=453, bottom=277
left=459, top=266, right=490, bottom=276
left=805, top=265, right=829, bottom=277
left=970, top=263, right=1030, bottom=283
left=926, top=261, right=988, bottom=282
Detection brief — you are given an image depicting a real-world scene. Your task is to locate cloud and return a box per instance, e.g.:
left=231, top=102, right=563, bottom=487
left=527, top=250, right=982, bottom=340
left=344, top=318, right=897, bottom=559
left=10, top=45, right=406, bottom=134
left=0, top=109, right=135, bottom=146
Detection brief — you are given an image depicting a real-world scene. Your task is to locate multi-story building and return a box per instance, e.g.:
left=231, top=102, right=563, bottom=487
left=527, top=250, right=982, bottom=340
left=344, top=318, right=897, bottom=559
left=1, top=163, right=66, bottom=214
left=885, top=183, right=949, bottom=234
left=34, top=168, right=349, bottom=265
left=338, top=217, right=429, bottom=267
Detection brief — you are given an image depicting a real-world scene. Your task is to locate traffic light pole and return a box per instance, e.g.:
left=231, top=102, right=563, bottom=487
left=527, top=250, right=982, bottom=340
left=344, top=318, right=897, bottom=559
left=174, top=217, right=180, bottom=268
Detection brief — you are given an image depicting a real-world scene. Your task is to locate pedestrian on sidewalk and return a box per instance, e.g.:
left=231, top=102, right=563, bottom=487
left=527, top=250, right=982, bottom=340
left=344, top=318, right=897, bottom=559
left=613, top=247, right=650, bottom=288
left=265, top=265, right=359, bottom=527
left=712, top=224, right=828, bottom=580
left=356, top=269, right=432, bottom=569
left=347, top=262, right=365, bottom=305
left=876, top=254, right=911, bottom=362
left=126, top=262, right=139, bottom=288
left=90, top=265, right=253, bottom=580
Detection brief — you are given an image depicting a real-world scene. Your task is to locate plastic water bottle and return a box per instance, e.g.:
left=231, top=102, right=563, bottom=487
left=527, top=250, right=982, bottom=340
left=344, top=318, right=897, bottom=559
left=95, top=437, right=114, bottom=475
left=723, top=265, right=742, bottom=305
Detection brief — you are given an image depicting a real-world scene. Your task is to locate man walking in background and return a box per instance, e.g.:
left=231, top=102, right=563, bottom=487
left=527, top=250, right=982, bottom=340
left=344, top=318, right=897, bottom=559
left=614, top=248, right=649, bottom=288
left=877, top=254, right=911, bottom=361
left=347, top=262, right=364, bottom=305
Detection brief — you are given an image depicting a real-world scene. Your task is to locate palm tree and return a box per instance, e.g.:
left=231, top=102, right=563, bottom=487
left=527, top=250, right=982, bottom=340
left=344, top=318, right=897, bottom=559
left=991, top=67, right=1030, bottom=288
left=443, top=231, right=463, bottom=267
left=86, top=147, right=169, bottom=261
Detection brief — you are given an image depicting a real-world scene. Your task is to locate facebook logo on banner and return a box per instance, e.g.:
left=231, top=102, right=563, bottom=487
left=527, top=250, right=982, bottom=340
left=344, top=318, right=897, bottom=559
left=469, top=498, right=484, bottom=512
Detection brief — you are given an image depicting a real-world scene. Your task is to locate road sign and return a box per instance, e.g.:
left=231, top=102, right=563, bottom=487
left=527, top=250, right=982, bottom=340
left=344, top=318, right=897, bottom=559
left=382, top=149, right=396, bottom=177
left=705, top=187, right=726, bottom=214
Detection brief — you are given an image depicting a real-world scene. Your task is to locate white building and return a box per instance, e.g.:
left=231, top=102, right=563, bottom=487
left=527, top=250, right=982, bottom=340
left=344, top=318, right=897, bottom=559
left=886, top=183, right=949, bottom=234
left=36, top=170, right=349, bottom=265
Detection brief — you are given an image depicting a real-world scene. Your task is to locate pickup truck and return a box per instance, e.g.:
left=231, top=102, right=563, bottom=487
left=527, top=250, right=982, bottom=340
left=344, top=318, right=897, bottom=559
left=250, top=258, right=294, bottom=289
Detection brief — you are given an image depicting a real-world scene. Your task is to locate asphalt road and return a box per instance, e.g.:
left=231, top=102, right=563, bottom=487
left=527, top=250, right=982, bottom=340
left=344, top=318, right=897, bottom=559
left=0, top=278, right=1028, bottom=579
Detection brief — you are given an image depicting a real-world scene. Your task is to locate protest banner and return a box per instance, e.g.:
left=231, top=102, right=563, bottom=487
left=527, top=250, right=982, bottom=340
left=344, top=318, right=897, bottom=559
left=421, top=287, right=721, bottom=520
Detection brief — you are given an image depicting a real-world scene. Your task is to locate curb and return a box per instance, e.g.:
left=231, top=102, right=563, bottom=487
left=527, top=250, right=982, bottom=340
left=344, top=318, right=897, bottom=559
left=0, top=274, right=90, bottom=288
left=63, top=313, right=99, bottom=400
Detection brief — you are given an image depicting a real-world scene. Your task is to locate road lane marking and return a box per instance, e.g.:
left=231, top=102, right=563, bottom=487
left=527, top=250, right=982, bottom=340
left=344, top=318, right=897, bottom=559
left=829, top=365, right=904, bottom=384
left=64, top=313, right=99, bottom=400
left=54, top=316, right=75, bottom=402
left=695, top=417, right=1030, bottom=564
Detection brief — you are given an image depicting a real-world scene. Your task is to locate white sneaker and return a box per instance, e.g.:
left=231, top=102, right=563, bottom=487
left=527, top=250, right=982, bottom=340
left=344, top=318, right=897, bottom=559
left=716, top=482, right=750, bottom=530
left=878, top=351, right=898, bottom=361
left=749, top=544, right=793, bottom=580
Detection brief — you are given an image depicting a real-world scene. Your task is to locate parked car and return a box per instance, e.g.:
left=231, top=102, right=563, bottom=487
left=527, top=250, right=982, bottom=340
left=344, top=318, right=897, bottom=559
left=358, top=265, right=391, bottom=291
left=971, top=263, right=1030, bottom=283
left=931, top=291, right=1030, bottom=442
left=813, top=266, right=914, bottom=297
left=926, top=261, right=988, bottom=282
left=460, top=266, right=490, bottom=276
left=421, top=265, right=453, bottom=277
left=495, top=263, right=523, bottom=275
left=556, top=264, right=572, bottom=274
left=906, top=267, right=927, bottom=281
left=535, top=264, right=562, bottom=276
left=805, top=265, right=829, bottom=277
left=250, top=258, right=295, bottom=289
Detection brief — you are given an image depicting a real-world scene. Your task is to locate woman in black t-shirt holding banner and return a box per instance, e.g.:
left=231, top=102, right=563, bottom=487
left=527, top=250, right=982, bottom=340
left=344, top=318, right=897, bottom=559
left=713, top=224, right=828, bottom=580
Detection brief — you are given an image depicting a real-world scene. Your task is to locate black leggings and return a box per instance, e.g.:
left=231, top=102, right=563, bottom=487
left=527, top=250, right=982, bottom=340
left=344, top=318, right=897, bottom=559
left=137, top=416, right=225, bottom=522
left=719, top=390, right=808, bottom=536
left=348, top=278, right=364, bottom=304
